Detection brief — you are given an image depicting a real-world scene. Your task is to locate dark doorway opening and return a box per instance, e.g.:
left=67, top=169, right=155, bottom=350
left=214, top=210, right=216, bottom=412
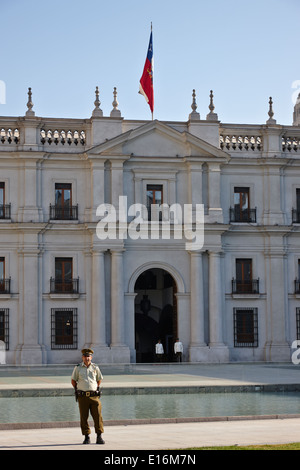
left=134, top=268, right=177, bottom=363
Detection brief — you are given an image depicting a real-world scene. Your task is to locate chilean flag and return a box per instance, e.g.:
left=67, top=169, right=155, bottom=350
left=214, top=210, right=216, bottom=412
left=139, top=29, right=154, bottom=115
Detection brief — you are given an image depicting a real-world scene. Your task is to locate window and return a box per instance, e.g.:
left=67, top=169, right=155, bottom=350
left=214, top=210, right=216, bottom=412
left=0, top=183, right=4, bottom=207
left=293, top=189, right=300, bottom=223
left=234, top=308, right=258, bottom=347
left=51, top=308, right=77, bottom=349
left=232, top=259, right=259, bottom=294
left=295, top=260, right=300, bottom=294
left=50, top=183, right=78, bottom=220
left=230, top=187, right=256, bottom=223
left=50, top=258, right=78, bottom=293
left=0, top=257, right=4, bottom=290
left=296, top=308, right=300, bottom=340
left=146, top=184, right=163, bottom=220
left=0, top=183, right=10, bottom=219
left=0, top=309, right=9, bottom=350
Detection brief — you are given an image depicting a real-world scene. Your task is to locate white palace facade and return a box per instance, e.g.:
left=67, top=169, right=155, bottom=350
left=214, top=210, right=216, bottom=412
left=0, top=87, right=300, bottom=365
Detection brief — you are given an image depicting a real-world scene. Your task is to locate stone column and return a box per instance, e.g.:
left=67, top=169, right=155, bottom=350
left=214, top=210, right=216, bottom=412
left=110, top=159, right=124, bottom=217
left=90, top=159, right=105, bottom=222
left=91, top=250, right=107, bottom=348
left=208, top=251, right=229, bottom=362
left=207, top=163, right=223, bottom=222
left=19, top=247, right=43, bottom=364
left=110, top=250, right=125, bottom=346
left=189, top=251, right=209, bottom=362
left=264, top=250, right=290, bottom=361
left=110, top=249, right=130, bottom=362
left=21, top=160, right=40, bottom=222
left=190, top=251, right=205, bottom=346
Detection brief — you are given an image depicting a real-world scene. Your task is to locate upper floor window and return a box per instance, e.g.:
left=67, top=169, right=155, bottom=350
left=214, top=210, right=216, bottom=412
left=230, top=187, right=256, bottom=223
left=0, top=258, right=10, bottom=294
left=50, top=257, right=79, bottom=294
left=146, top=184, right=163, bottom=221
left=232, top=258, right=259, bottom=294
left=292, top=189, right=300, bottom=223
left=295, top=259, right=300, bottom=294
left=0, top=183, right=11, bottom=220
left=49, top=183, right=78, bottom=220
left=0, top=308, right=9, bottom=350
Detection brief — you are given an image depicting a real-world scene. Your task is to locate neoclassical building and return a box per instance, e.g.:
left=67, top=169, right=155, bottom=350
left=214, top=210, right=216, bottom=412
left=0, top=87, right=300, bottom=365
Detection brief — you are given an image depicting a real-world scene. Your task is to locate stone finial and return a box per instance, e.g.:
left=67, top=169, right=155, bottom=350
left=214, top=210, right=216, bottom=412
left=189, top=89, right=200, bottom=120
left=26, top=87, right=35, bottom=116
left=92, top=86, right=103, bottom=117
left=206, top=90, right=218, bottom=121
left=110, top=87, right=121, bottom=117
left=266, top=96, right=276, bottom=125
left=293, top=93, right=300, bottom=126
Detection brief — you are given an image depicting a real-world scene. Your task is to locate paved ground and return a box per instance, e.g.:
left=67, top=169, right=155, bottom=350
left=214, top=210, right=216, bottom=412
left=0, top=362, right=300, bottom=450
left=1, top=417, right=300, bottom=451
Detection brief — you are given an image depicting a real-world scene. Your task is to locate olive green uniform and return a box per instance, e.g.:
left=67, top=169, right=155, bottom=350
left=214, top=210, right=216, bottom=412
left=71, top=361, right=104, bottom=436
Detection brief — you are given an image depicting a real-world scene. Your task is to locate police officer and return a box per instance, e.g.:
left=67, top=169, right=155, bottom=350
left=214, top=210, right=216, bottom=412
left=71, top=348, right=105, bottom=444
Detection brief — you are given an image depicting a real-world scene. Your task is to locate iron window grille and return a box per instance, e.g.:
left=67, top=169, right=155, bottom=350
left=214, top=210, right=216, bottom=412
left=232, top=278, right=259, bottom=294
left=0, top=278, right=11, bottom=294
left=49, top=204, right=78, bottom=220
left=50, top=277, right=79, bottom=294
left=234, top=307, right=258, bottom=347
left=0, top=309, right=9, bottom=350
left=51, top=308, right=78, bottom=349
left=292, top=209, right=300, bottom=224
left=0, top=204, right=11, bottom=220
left=229, top=207, right=256, bottom=223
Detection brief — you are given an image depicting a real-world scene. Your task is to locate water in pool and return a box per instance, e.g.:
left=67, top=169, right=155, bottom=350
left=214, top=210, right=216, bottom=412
left=1, top=392, right=300, bottom=424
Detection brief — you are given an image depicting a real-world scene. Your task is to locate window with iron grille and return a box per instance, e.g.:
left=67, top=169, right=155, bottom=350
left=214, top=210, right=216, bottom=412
left=0, top=308, right=9, bottom=350
left=234, top=307, right=258, bottom=347
left=51, top=308, right=77, bottom=349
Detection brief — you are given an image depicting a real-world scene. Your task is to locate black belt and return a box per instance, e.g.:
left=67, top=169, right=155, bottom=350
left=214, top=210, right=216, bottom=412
left=77, top=390, right=99, bottom=397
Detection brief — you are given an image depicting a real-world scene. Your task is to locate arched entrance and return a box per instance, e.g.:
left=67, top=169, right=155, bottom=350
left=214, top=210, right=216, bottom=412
left=134, top=268, right=177, bottom=363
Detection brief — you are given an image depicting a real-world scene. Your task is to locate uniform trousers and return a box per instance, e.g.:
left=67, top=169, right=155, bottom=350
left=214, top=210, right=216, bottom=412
left=77, top=395, right=104, bottom=435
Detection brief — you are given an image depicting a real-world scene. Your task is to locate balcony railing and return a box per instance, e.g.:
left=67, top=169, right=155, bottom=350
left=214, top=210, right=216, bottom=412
left=232, top=279, right=260, bottom=294
left=229, top=207, right=256, bottom=223
left=49, top=204, right=78, bottom=221
left=0, top=204, right=11, bottom=220
left=292, top=209, right=300, bottom=224
left=0, top=278, right=11, bottom=294
left=50, top=277, right=79, bottom=294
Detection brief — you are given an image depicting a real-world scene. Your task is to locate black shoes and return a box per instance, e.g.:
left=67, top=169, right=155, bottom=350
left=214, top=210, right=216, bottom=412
left=82, top=434, right=105, bottom=444
left=96, top=433, right=105, bottom=444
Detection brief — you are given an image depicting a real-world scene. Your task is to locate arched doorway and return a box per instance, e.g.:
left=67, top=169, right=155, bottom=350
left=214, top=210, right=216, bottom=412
left=134, top=268, right=177, bottom=362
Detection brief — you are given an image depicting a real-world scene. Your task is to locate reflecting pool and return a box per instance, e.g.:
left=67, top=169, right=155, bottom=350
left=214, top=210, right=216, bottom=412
left=1, top=392, right=300, bottom=424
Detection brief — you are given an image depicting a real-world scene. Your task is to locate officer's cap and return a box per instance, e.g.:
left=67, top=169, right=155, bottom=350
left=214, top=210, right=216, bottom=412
left=81, top=348, right=94, bottom=356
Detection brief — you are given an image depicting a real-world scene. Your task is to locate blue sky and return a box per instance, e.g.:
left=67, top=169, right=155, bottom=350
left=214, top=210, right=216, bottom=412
left=1, top=0, right=299, bottom=125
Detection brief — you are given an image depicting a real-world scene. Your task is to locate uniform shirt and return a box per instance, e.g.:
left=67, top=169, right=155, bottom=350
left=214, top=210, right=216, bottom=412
left=174, top=341, right=183, bottom=353
left=155, top=343, right=164, bottom=354
left=71, top=362, right=103, bottom=391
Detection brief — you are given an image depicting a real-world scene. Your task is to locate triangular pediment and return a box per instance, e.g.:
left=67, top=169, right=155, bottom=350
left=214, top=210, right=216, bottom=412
left=87, top=120, right=228, bottom=160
